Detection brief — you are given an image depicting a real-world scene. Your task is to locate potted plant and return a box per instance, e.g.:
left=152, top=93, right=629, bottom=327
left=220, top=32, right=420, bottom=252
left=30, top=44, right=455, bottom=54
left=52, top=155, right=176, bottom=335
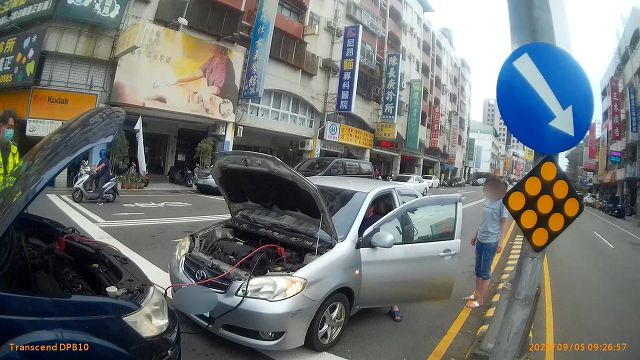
left=195, top=138, right=216, bottom=168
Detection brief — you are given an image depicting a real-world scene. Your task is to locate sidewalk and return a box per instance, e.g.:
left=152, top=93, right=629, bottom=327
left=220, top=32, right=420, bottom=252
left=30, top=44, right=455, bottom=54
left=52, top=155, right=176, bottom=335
left=45, top=182, right=196, bottom=194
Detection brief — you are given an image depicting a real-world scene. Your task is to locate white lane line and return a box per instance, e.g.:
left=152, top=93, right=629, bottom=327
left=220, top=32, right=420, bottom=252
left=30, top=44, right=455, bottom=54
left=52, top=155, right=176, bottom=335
left=586, top=209, right=640, bottom=241
left=594, top=232, right=615, bottom=249
left=47, top=194, right=171, bottom=289
left=49, top=195, right=345, bottom=360
left=98, top=214, right=231, bottom=227
left=112, top=212, right=145, bottom=216
left=59, top=195, right=106, bottom=223
left=118, top=194, right=198, bottom=197
left=463, top=199, right=485, bottom=209
left=197, top=194, right=225, bottom=200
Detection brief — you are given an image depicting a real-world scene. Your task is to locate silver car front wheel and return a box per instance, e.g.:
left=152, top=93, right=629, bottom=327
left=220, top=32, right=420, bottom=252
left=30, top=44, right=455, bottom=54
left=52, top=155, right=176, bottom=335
left=306, top=293, right=350, bottom=351
left=318, top=301, right=345, bottom=344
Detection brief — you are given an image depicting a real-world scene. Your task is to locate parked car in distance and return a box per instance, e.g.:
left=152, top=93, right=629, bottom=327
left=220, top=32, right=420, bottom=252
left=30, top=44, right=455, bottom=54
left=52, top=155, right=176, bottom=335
left=170, top=152, right=462, bottom=351
left=472, top=178, right=487, bottom=186
left=195, top=166, right=219, bottom=194
left=391, top=174, right=430, bottom=195
left=583, top=193, right=596, bottom=207
left=295, top=157, right=374, bottom=178
left=0, top=107, right=180, bottom=360
left=422, top=174, right=440, bottom=188
left=452, top=177, right=466, bottom=187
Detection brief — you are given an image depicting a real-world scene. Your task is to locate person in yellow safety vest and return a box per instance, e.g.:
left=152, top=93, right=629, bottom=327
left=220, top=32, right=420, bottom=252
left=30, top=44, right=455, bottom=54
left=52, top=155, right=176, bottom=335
left=0, top=110, right=20, bottom=189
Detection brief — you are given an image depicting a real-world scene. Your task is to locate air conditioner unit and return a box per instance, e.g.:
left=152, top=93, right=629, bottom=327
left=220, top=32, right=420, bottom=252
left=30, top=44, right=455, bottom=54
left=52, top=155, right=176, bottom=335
left=326, top=20, right=337, bottom=30
left=299, top=139, right=313, bottom=151
left=321, top=58, right=339, bottom=73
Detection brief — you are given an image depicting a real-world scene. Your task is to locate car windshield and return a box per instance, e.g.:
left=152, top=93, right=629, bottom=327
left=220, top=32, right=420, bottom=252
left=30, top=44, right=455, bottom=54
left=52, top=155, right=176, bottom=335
left=393, top=175, right=412, bottom=182
left=317, top=185, right=367, bottom=240
left=295, top=158, right=335, bottom=174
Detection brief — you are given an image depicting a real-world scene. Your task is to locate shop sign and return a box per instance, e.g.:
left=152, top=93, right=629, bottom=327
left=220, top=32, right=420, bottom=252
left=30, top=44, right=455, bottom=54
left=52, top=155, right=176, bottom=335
left=114, top=21, right=145, bottom=58
left=0, top=28, right=45, bottom=87
left=629, top=86, right=638, bottom=134
left=56, top=0, right=128, bottom=29
left=320, top=140, right=344, bottom=153
left=466, top=138, right=475, bottom=163
left=381, top=53, right=401, bottom=121
left=26, top=118, right=63, bottom=137
left=525, top=147, right=534, bottom=162
left=448, top=115, right=459, bottom=163
left=609, top=150, right=621, bottom=164
left=324, top=121, right=340, bottom=142
left=430, top=104, right=440, bottom=148
left=610, top=78, right=622, bottom=141
left=111, top=22, right=246, bottom=123
left=339, top=123, right=373, bottom=149
left=588, top=122, right=596, bottom=159
left=375, top=122, right=396, bottom=141
left=335, top=25, right=362, bottom=113
left=0, top=0, right=55, bottom=31
left=240, top=0, right=278, bottom=98
left=29, top=88, right=97, bottom=121
left=405, top=79, right=422, bottom=151
left=0, top=89, right=29, bottom=118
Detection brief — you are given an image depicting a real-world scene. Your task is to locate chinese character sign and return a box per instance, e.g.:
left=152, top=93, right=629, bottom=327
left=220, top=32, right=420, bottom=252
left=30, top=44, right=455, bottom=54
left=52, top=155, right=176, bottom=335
left=448, top=115, right=459, bottom=163
left=0, top=28, right=45, bottom=87
left=610, top=78, right=622, bottom=141
left=241, top=0, right=278, bottom=98
left=525, top=148, right=535, bottom=162
left=375, top=122, right=396, bottom=140
left=588, top=122, right=596, bottom=160
left=629, top=86, right=638, bottom=134
left=339, top=123, right=374, bottom=148
left=405, top=79, right=422, bottom=151
left=430, top=104, right=440, bottom=148
left=336, top=25, right=362, bottom=113
left=381, top=53, right=401, bottom=121
left=0, top=0, right=54, bottom=31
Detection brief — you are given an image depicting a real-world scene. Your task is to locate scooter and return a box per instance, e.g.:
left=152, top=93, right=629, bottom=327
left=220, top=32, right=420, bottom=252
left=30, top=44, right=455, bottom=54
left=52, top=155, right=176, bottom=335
left=72, top=160, right=92, bottom=185
left=72, top=172, right=119, bottom=203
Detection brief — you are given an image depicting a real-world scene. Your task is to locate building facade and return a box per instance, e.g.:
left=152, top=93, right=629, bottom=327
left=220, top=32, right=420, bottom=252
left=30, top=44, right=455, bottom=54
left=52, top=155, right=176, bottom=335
left=468, top=121, right=499, bottom=175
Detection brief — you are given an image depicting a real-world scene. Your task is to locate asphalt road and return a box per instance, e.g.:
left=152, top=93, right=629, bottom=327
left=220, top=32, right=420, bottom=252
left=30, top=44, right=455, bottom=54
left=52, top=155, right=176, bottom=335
left=543, top=207, right=640, bottom=360
left=27, top=185, right=489, bottom=360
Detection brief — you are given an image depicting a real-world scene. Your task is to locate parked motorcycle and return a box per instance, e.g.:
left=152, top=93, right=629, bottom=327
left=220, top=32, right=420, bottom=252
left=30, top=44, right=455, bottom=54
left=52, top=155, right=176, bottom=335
left=168, top=165, right=194, bottom=187
left=72, top=171, right=119, bottom=203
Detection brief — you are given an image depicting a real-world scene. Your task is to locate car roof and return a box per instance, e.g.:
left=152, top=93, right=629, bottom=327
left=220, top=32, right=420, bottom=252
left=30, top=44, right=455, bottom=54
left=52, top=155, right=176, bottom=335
left=310, top=176, right=402, bottom=193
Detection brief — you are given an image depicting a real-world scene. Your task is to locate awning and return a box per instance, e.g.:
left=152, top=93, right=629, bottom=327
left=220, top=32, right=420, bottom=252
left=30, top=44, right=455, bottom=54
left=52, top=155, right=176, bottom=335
left=371, top=147, right=400, bottom=157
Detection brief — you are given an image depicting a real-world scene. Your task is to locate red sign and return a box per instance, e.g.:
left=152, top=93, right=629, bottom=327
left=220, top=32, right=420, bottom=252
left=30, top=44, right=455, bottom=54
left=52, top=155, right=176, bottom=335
left=430, top=105, right=440, bottom=148
left=588, top=122, right=596, bottom=160
left=610, top=78, right=622, bottom=141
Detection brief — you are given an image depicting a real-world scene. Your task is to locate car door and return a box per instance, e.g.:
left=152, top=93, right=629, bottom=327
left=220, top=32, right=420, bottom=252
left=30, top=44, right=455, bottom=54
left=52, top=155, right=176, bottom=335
left=413, top=176, right=427, bottom=193
left=357, top=195, right=462, bottom=307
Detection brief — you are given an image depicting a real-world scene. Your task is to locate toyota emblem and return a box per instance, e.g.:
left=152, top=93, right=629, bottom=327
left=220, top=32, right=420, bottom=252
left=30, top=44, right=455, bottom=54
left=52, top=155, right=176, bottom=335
left=195, top=269, right=207, bottom=281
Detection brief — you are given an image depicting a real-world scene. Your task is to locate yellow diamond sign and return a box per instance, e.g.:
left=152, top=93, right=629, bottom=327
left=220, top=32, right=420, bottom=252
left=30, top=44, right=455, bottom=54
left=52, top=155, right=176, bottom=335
left=503, top=155, right=583, bottom=251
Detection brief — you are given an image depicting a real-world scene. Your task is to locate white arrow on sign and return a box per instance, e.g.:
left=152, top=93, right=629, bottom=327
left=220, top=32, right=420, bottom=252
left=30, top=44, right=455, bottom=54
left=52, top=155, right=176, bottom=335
left=513, top=53, right=575, bottom=137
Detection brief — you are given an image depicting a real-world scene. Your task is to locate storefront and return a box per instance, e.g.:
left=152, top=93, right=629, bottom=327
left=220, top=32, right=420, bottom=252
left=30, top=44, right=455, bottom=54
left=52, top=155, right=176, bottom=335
left=320, top=121, right=374, bottom=162
left=233, top=126, right=307, bottom=167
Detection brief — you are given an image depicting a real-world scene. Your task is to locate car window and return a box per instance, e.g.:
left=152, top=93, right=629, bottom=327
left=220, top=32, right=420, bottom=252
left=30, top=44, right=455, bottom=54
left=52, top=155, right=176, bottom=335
left=415, top=176, right=423, bottom=183
left=328, top=161, right=344, bottom=175
left=317, top=185, right=367, bottom=239
left=372, top=202, right=457, bottom=245
left=392, top=175, right=412, bottom=182
left=397, top=188, right=419, bottom=204
left=358, top=192, right=396, bottom=237
left=359, top=162, right=373, bottom=175
left=345, top=161, right=359, bottom=175
left=296, top=158, right=334, bottom=173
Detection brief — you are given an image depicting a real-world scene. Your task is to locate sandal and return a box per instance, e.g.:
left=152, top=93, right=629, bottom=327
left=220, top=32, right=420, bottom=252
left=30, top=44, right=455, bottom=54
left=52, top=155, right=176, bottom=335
left=462, top=294, right=476, bottom=301
left=388, top=309, right=403, bottom=322
left=466, top=300, right=483, bottom=309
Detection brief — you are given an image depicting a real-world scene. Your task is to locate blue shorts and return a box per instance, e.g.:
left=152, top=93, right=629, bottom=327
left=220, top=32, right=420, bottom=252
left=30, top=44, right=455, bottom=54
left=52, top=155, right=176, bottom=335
left=475, top=241, right=498, bottom=280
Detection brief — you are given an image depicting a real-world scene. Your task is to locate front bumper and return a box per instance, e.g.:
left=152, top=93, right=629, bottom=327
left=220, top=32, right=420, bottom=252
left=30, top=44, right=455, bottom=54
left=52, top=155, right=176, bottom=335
left=169, top=257, right=319, bottom=350
left=130, top=305, right=181, bottom=360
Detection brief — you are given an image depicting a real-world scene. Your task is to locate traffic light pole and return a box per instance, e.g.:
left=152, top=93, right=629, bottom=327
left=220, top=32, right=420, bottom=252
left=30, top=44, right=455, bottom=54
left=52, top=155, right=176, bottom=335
left=490, top=0, right=559, bottom=358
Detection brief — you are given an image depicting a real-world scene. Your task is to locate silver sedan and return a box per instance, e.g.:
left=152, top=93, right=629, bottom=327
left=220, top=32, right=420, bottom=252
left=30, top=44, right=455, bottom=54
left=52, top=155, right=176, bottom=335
left=170, top=152, right=462, bottom=351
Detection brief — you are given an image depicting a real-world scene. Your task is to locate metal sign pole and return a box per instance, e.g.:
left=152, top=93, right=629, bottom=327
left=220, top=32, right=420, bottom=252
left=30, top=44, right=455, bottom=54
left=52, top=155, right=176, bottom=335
left=490, top=0, right=558, bottom=358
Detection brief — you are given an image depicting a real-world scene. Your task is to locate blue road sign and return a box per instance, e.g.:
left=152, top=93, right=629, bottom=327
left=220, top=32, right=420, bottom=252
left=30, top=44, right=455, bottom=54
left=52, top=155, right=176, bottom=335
left=496, top=42, right=594, bottom=154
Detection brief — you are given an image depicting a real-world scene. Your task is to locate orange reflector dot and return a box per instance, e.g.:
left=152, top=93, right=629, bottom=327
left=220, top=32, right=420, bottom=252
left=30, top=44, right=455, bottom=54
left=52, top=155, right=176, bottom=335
left=532, top=228, right=549, bottom=247
left=537, top=195, right=553, bottom=214
left=508, top=191, right=526, bottom=211
left=524, top=177, right=542, bottom=196
left=564, top=198, right=580, bottom=217
left=540, top=162, right=557, bottom=181
left=548, top=213, right=565, bottom=232
left=553, top=180, right=569, bottom=199
left=520, top=209, right=538, bottom=229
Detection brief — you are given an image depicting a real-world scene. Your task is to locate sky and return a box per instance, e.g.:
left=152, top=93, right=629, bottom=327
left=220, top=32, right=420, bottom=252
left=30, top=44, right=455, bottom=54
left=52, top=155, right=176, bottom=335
left=423, top=0, right=638, bottom=168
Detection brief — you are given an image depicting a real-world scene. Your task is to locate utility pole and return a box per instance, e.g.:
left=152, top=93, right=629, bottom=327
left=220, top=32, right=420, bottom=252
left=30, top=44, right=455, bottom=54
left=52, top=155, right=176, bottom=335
left=490, top=0, right=560, bottom=359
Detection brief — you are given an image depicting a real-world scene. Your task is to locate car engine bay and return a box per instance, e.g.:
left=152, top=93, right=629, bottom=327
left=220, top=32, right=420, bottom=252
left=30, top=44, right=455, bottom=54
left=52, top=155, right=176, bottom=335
left=189, top=221, right=331, bottom=280
left=0, top=214, right=145, bottom=301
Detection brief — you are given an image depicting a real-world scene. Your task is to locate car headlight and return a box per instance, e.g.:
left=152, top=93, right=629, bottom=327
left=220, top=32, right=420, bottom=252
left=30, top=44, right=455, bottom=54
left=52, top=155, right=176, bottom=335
left=236, top=276, right=307, bottom=301
left=123, top=287, right=169, bottom=338
left=174, top=236, right=191, bottom=265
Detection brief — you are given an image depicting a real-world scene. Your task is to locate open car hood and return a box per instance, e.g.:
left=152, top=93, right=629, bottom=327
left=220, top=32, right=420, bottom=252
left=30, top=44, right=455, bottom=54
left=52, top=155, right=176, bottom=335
left=212, top=151, right=338, bottom=242
left=0, top=107, right=126, bottom=240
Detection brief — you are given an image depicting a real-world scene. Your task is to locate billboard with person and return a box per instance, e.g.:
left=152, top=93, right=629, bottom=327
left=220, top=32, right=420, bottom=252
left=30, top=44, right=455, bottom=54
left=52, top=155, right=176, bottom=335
left=111, top=22, right=245, bottom=122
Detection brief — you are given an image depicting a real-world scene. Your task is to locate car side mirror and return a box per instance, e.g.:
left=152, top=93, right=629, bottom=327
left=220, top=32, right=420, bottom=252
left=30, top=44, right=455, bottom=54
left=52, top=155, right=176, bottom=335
left=370, top=231, right=395, bottom=248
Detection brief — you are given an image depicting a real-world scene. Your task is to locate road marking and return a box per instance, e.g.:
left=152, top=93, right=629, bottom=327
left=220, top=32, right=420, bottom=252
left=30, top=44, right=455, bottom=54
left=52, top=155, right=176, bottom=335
left=262, top=348, right=348, bottom=360
left=198, top=194, right=225, bottom=200
left=112, top=212, right=145, bottom=216
left=118, top=194, right=198, bottom=197
left=59, top=195, right=106, bottom=223
left=585, top=209, right=640, bottom=241
left=543, top=256, right=554, bottom=360
left=97, top=214, right=231, bottom=227
left=47, top=194, right=170, bottom=289
left=593, top=232, right=614, bottom=249
left=426, top=221, right=515, bottom=360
